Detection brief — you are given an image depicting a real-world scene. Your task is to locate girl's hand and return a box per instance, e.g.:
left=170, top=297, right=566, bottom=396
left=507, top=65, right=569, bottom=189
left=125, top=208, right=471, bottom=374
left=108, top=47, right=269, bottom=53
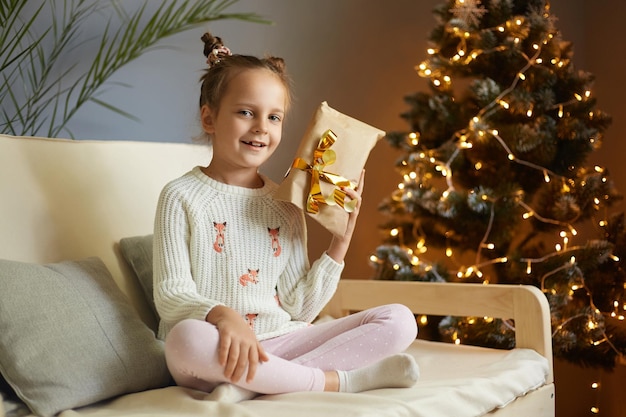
left=342, top=169, right=365, bottom=239
left=206, top=306, right=269, bottom=383
left=326, top=169, right=365, bottom=263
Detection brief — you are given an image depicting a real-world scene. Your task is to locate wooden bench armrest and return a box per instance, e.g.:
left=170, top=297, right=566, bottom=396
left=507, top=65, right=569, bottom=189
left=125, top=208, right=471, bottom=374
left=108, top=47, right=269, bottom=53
left=326, top=280, right=553, bottom=382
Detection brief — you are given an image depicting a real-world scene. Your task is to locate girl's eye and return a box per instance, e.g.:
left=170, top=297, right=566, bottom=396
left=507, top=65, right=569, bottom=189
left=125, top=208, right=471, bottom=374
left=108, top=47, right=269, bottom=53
left=269, top=115, right=282, bottom=122
left=239, top=110, right=253, bottom=117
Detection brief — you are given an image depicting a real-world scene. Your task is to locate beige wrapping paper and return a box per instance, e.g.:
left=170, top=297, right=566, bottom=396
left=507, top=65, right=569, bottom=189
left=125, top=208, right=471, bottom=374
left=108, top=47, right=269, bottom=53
left=275, top=101, right=385, bottom=236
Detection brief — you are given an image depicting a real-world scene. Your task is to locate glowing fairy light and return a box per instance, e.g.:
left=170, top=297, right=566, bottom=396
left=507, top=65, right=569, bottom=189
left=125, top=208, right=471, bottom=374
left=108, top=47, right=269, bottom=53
left=377, top=1, right=625, bottom=367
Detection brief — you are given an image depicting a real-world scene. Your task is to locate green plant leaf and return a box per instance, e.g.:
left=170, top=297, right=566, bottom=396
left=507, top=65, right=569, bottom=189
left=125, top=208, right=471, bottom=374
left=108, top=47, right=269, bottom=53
left=1, top=0, right=269, bottom=137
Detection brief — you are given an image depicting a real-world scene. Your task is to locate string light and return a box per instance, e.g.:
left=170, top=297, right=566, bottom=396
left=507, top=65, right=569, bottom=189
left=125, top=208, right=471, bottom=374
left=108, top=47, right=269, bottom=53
left=371, top=0, right=626, bottom=377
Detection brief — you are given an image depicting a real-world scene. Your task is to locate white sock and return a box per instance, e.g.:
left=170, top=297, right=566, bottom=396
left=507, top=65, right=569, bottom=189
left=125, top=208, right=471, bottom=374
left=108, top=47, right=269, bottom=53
left=337, top=353, right=419, bottom=393
left=204, top=383, right=258, bottom=402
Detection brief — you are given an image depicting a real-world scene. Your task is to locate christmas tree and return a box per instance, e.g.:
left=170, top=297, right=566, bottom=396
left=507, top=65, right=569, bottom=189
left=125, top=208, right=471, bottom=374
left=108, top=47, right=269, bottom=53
left=371, top=0, right=626, bottom=369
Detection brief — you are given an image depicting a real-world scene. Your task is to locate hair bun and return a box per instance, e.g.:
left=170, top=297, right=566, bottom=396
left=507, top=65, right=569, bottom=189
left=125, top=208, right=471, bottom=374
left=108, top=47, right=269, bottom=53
left=201, top=32, right=232, bottom=67
left=265, top=56, right=286, bottom=74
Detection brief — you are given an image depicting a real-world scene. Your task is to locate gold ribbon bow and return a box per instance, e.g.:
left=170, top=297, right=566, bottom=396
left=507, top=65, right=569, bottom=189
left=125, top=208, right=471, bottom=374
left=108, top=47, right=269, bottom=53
left=292, top=129, right=357, bottom=214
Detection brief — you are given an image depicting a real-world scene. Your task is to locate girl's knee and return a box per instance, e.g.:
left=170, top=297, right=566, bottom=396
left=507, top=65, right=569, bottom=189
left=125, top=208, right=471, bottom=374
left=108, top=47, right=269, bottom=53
left=386, top=303, right=418, bottom=347
left=165, top=319, right=219, bottom=364
left=165, top=319, right=223, bottom=388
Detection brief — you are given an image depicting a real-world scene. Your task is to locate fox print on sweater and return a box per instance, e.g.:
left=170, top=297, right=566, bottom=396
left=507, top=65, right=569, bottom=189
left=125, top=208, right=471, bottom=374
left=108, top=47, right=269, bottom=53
left=153, top=167, right=344, bottom=341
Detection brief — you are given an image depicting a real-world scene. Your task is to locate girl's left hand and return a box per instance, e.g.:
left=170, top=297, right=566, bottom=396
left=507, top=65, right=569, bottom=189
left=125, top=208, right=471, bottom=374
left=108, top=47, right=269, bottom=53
left=342, top=169, right=365, bottom=239
left=326, top=169, right=365, bottom=263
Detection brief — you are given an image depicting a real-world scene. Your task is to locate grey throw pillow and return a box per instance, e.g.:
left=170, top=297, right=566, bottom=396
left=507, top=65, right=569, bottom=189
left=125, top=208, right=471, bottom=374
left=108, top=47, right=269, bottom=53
left=0, top=257, right=171, bottom=417
left=119, top=234, right=156, bottom=317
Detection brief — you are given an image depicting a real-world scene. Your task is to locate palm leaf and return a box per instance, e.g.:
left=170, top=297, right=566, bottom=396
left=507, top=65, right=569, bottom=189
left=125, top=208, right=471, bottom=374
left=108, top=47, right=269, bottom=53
left=1, top=0, right=268, bottom=137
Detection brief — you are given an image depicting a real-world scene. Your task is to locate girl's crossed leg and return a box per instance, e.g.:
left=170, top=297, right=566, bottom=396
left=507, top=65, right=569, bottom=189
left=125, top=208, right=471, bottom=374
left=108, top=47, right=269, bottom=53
left=164, top=303, right=418, bottom=396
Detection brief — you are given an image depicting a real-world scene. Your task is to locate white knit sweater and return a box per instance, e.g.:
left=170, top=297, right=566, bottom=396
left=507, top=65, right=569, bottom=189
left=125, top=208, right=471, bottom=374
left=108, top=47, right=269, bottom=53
left=153, top=166, right=344, bottom=340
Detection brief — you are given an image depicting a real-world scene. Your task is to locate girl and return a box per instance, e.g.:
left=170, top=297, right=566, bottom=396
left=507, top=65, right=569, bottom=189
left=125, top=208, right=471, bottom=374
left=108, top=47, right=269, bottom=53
left=153, top=32, right=419, bottom=401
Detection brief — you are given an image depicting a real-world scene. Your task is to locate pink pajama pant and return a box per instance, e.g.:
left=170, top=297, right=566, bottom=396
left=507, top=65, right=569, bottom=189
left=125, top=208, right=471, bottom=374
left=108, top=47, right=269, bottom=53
left=164, top=303, right=417, bottom=394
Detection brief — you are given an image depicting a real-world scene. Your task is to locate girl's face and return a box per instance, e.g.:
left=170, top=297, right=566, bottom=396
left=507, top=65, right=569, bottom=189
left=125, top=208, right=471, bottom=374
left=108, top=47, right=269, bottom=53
left=201, top=68, right=287, bottom=175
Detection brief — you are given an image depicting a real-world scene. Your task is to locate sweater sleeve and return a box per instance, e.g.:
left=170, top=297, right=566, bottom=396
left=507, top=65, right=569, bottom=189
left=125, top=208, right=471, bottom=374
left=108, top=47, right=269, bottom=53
left=276, top=209, right=344, bottom=323
left=152, top=184, right=222, bottom=328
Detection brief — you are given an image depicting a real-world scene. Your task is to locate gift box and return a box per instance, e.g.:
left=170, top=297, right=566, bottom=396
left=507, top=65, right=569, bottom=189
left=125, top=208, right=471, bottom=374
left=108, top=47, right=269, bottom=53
left=275, top=101, right=385, bottom=236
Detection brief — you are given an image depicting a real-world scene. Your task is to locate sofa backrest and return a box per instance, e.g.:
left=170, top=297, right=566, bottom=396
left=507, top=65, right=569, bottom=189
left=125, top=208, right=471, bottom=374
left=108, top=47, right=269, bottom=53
left=0, top=134, right=210, bottom=327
